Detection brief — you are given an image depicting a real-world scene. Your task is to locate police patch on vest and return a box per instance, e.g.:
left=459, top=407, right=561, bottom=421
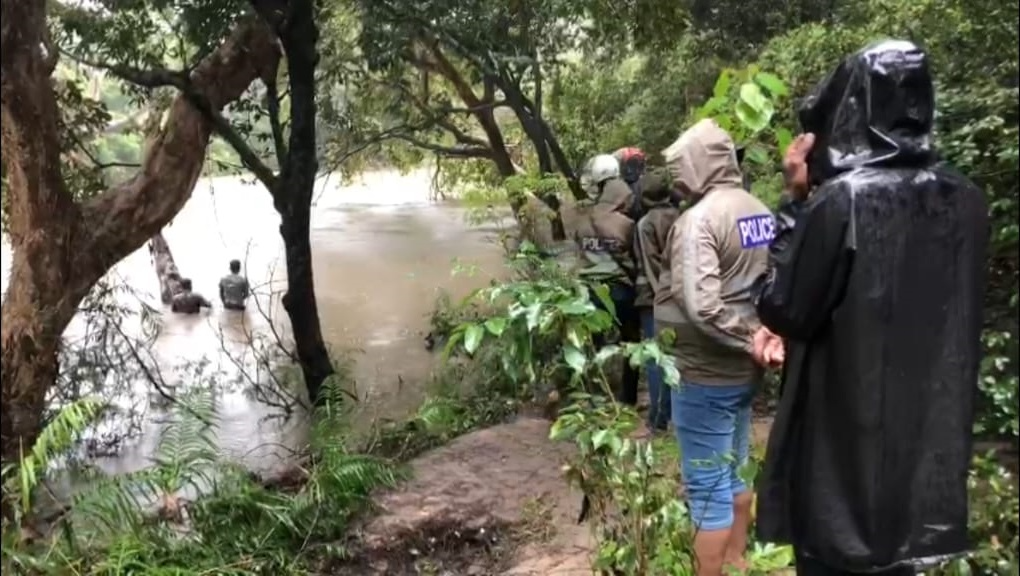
left=580, top=236, right=622, bottom=252
left=737, top=214, right=775, bottom=249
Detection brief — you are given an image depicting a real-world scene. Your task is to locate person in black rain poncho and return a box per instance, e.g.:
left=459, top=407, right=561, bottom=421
left=751, top=40, right=990, bottom=575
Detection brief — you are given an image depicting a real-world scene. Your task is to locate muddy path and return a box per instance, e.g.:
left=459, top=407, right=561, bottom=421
left=336, top=416, right=777, bottom=575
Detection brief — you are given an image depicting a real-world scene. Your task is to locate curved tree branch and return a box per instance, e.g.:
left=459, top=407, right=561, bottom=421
left=1, top=2, right=281, bottom=464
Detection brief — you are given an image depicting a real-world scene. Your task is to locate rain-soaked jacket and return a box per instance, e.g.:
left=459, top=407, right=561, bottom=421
left=634, top=169, right=679, bottom=308
left=752, top=40, right=990, bottom=570
left=562, top=178, right=637, bottom=285
left=655, top=119, right=771, bottom=385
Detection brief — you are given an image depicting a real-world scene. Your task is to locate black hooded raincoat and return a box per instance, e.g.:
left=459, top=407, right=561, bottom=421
left=752, top=40, right=990, bottom=571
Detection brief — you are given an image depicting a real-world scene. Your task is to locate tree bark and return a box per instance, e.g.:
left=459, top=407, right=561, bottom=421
left=148, top=232, right=184, bottom=304
left=0, top=0, right=278, bottom=464
left=424, top=47, right=518, bottom=178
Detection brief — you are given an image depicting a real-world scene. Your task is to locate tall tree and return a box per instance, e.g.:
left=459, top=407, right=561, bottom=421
left=231, top=0, right=337, bottom=404
left=0, top=0, right=278, bottom=464
left=341, top=0, right=591, bottom=202
left=54, top=0, right=339, bottom=405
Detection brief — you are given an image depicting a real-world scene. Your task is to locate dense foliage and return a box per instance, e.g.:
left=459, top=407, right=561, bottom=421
left=1, top=0, right=1016, bottom=573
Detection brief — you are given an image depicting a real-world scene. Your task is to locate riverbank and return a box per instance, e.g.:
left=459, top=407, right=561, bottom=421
left=336, top=412, right=778, bottom=576
left=4, top=248, right=1017, bottom=575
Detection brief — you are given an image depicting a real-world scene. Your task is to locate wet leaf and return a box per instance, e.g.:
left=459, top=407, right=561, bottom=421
left=754, top=71, right=788, bottom=97
left=525, top=303, right=543, bottom=330
left=564, top=345, right=587, bottom=373
left=712, top=70, right=732, bottom=98
left=739, top=82, right=768, bottom=111
left=746, top=144, right=770, bottom=165
left=464, top=324, right=484, bottom=354
left=775, top=127, right=794, bottom=156
left=484, top=316, right=507, bottom=336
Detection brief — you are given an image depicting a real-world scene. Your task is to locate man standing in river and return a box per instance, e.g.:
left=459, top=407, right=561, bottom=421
left=219, top=259, right=251, bottom=311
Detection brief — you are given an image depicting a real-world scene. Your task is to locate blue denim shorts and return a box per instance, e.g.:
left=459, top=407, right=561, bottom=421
left=672, top=380, right=754, bottom=531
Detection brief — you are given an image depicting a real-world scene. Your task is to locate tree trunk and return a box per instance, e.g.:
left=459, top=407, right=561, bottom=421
left=0, top=1, right=278, bottom=465
left=274, top=0, right=335, bottom=405
left=278, top=210, right=334, bottom=404
left=148, top=232, right=184, bottom=304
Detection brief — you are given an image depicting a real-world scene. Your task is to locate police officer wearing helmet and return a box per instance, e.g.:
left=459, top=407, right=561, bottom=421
left=566, top=153, right=642, bottom=408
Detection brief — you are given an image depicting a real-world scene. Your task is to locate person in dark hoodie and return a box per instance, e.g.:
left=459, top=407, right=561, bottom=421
left=633, top=167, right=680, bottom=433
left=751, top=40, right=989, bottom=575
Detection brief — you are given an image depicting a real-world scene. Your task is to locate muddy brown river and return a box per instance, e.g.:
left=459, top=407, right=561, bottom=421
left=0, top=169, right=508, bottom=480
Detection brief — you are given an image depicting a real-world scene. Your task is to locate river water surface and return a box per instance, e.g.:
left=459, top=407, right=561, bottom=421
left=0, top=169, right=507, bottom=479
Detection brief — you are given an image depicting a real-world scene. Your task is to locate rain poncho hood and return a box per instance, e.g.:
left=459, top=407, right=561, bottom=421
left=752, top=40, right=990, bottom=570
left=662, top=119, right=744, bottom=199
left=798, top=39, right=937, bottom=182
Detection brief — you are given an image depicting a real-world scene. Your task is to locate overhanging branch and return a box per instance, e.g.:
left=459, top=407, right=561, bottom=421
left=63, top=52, right=279, bottom=189
left=391, top=134, right=493, bottom=158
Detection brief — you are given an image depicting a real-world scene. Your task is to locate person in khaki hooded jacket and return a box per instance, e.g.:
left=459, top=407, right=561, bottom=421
left=656, top=119, right=776, bottom=575
left=634, top=167, right=680, bottom=432
left=563, top=154, right=642, bottom=407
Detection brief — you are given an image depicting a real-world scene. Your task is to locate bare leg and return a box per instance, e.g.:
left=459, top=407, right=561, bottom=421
left=694, top=528, right=731, bottom=576
left=724, top=490, right=754, bottom=570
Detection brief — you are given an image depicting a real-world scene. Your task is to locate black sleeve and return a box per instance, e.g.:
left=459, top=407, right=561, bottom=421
left=752, top=183, right=854, bottom=340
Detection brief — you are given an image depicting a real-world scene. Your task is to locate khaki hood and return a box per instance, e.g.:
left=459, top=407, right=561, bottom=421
left=662, top=119, right=743, bottom=199
left=596, top=178, right=634, bottom=213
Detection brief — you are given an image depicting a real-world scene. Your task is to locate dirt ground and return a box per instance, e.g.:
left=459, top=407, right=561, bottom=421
left=338, top=415, right=775, bottom=575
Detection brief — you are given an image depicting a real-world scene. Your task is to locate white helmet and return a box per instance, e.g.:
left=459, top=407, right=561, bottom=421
left=588, top=154, right=620, bottom=184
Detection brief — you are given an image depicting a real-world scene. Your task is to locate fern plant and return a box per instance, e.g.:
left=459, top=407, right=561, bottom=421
left=2, top=397, right=106, bottom=524
left=64, top=392, right=220, bottom=540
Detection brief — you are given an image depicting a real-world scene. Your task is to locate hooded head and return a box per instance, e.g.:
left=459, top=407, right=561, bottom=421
left=661, top=119, right=743, bottom=200
left=613, top=147, right=647, bottom=184
left=798, top=40, right=936, bottom=185
left=639, top=167, right=672, bottom=208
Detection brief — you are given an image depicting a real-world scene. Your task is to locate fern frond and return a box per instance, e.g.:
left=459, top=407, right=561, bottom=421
left=311, top=452, right=401, bottom=506
left=150, top=391, right=220, bottom=493
left=5, top=397, right=106, bottom=516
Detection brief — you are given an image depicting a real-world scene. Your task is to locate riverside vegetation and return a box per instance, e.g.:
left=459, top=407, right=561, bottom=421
left=2, top=0, right=1017, bottom=574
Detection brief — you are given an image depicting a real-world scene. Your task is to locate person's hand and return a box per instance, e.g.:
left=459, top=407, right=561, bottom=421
left=763, top=335, right=785, bottom=366
left=752, top=327, right=785, bottom=368
left=782, top=133, right=816, bottom=201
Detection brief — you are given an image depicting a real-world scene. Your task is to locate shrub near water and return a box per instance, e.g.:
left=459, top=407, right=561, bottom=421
left=1, top=388, right=400, bottom=575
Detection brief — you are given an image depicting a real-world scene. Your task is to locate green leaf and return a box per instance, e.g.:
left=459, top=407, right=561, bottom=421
left=739, top=82, right=769, bottom=113
left=712, top=71, right=732, bottom=98
left=736, top=84, right=774, bottom=133
left=484, top=316, right=507, bottom=336
left=566, top=327, right=583, bottom=349
left=557, top=298, right=592, bottom=315
left=592, top=284, right=615, bottom=317
left=775, top=127, right=794, bottom=156
left=464, top=324, right=484, bottom=354
left=746, top=144, right=770, bottom=165
left=441, top=328, right=464, bottom=362
left=754, top=72, right=788, bottom=97
left=525, top=303, right=543, bottom=330
left=563, top=345, right=587, bottom=373
left=736, top=101, right=766, bottom=132
left=549, top=418, right=565, bottom=440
